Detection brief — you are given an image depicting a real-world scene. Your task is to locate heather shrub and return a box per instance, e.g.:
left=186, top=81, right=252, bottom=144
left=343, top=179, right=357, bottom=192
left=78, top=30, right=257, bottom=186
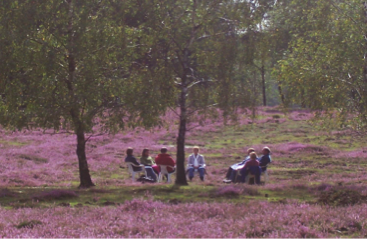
left=1, top=199, right=366, bottom=237
left=317, top=186, right=364, bottom=206
left=32, top=189, right=78, bottom=201
left=15, top=220, right=42, bottom=229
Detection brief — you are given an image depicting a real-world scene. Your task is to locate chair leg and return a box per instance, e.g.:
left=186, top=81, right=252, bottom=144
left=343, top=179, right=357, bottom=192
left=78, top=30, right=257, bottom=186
left=264, top=171, right=269, bottom=184
left=167, top=174, right=171, bottom=183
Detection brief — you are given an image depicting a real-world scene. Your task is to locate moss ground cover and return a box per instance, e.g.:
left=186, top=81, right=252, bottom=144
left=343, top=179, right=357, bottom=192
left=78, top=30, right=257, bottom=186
left=0, top=107, right=366, bottom=237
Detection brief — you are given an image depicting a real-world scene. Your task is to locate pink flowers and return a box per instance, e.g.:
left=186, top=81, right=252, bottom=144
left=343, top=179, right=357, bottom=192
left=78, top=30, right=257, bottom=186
left=0, top=199, right=366, bottom=237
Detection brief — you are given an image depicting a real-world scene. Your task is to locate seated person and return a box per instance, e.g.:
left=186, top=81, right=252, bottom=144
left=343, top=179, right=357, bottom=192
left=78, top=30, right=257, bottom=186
left=223, top=148, right=255, bottom=183
left=258, top=146, right=272, bottom=172
left=238, top=152, right=261, bottom=184
left=155, top=147, right=176, bottom=181
left=187, top=146, right=206, bottom=181
left=124, top=147, right=144, bottom=173
left=140, top=148, right=158, bottom=182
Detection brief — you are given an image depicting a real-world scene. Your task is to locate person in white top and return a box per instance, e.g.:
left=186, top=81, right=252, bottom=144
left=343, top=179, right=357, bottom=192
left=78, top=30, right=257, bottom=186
left=187, top=146, right=206, bottom=181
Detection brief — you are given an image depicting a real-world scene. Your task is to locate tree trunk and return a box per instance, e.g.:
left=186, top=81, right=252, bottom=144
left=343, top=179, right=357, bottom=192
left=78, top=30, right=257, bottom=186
left=277, top=81, right=285, bottom=105
left=175, top=85, right=189, bottom=185
left=66, top=0, right=93, bottom=188
left=261, top=64, right=267, bottom=106
left=175, top=48, right=190, bottom=185
left=75, top=125, right=95, bottom=188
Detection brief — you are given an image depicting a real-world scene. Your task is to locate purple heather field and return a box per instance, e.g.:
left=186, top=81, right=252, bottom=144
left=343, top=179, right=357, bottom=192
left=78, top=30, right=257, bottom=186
left=0, top=107, right=366, bottom=238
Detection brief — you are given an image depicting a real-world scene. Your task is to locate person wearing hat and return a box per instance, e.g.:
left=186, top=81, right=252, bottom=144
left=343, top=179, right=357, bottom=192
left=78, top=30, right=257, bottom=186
left=258, top=146, right=272, bottom=172
left=187, top=146, right=206, bottom=181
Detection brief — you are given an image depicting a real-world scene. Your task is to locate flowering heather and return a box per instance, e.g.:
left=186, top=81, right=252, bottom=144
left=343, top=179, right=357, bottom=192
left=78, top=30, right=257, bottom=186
left=0, top=107, right=366, bottom=238
left=0, top=199, right=366, bottom=238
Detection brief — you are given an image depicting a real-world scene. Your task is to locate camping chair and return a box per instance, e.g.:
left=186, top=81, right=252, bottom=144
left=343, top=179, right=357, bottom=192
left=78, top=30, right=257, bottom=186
left=157, top=165, right=176, bottom=183
left=126, top=162, right=146, bottom=182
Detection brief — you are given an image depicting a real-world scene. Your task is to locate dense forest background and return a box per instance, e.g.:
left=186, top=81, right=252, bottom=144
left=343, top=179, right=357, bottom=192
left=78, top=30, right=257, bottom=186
left=0, top=0, right=366, bottom=187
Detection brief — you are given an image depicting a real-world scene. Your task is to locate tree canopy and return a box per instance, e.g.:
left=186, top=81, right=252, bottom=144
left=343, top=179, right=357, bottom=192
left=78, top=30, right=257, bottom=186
left=0, top=0, right=168, bottom=187
left=0, top=0, right=365, bottom=187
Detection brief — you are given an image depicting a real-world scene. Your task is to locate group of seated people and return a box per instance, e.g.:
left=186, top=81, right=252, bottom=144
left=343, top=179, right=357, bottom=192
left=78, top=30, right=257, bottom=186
left=124, top=145, right=271, bottom=184
left=125, top=146, right=206, bottom=182
left=222, top=146, right=272, bottom=184
left=125, top=147, right=175, bottom=182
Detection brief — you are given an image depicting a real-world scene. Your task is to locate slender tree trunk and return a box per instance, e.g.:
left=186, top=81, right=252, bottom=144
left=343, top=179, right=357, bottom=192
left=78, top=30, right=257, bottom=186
left=75, top=124, right=95, bottom=188
left=66, top=0, right=93, bottom=188
left=252, top=70, right=257, bottom=119
left=175, top=82, right=189, bottom=185
left=277, top=81, right=285, bottom=105
left=175, top=48, right=190, bottom=185
left=261, top=64, right=266, bottom=106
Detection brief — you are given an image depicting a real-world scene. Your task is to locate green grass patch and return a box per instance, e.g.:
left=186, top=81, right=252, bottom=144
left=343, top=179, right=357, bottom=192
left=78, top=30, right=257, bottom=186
left=0, top=140, right=28, bottom=147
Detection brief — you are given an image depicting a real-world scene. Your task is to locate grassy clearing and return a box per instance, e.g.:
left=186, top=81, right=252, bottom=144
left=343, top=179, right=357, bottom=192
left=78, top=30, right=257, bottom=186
left=0, top=110, right=366, bottom=210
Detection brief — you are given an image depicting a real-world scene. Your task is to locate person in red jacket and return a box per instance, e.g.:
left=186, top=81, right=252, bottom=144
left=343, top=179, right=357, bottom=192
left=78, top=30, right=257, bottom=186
left=155, top=147, right=176, bottom=173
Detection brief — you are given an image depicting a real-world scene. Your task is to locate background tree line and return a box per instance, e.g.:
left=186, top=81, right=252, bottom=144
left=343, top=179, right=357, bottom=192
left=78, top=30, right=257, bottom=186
left=0, top=0, right=366, bottom=187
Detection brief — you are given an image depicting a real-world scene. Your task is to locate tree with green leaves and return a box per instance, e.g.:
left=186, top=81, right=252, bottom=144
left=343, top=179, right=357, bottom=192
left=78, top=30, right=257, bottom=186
left=273, top=0, right=366, bottom=131
left=0, top=0, right=167, bottom=188
left=143, top=0, right=254, bottom=185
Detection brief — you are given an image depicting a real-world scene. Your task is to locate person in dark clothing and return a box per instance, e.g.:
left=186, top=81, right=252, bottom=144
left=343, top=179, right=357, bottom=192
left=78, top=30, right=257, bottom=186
left=124, top=147, right=144, bottom=172
left=258, top=146, right=272, bottom=172
left=239, top=152, right=262, bottom=184
left=223, top=148, right=255, bottom=183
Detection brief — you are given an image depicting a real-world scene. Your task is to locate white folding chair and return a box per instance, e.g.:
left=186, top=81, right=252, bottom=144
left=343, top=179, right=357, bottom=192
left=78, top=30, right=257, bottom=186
left=157, top=165, right=176, bottom=183
left=261, top=167, right=269, bottom=184
left=126, top=162, right=146, bottom=182
left=261, top=161, right=271, bottom=184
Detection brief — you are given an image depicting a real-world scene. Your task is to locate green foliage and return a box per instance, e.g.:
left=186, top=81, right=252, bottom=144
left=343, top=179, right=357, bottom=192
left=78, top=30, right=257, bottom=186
left=0, top=0, right=167, bottom=133
left=272, top=0, right=367, bottom=131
